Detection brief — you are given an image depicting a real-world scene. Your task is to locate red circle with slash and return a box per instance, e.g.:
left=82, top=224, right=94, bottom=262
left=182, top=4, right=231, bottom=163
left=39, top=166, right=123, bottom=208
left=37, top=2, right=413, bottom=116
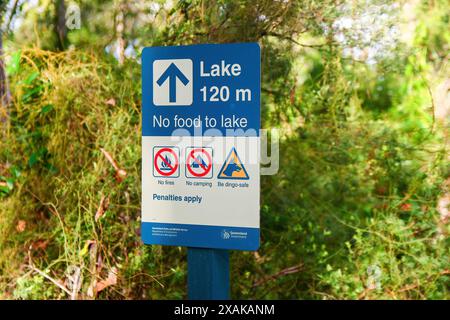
left=154, top=148, right=179, bottom=176
left=186, top=148, right=212, bottom=177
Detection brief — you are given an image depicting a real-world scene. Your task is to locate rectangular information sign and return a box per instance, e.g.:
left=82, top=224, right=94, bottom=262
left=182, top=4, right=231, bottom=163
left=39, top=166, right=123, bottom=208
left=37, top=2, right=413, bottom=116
left=141, top=43, right=260, bottom=250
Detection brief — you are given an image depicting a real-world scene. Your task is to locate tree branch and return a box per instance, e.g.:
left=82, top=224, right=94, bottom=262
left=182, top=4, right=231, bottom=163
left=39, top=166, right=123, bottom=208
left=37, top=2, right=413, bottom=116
left=6, top=0, right=20, bottom=33
left=262, top=31, right=331, bottom=48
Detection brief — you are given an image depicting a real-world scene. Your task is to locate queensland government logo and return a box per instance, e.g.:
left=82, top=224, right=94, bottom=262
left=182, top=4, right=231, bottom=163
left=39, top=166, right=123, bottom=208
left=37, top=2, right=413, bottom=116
left=221, top=229, right=248, bottom=240
left=221, top=230, right=231, bottom=240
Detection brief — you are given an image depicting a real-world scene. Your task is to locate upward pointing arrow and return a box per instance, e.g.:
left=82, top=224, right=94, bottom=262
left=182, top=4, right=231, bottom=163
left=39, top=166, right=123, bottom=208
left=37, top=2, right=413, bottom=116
left=156, top=63, right=190, bottom=103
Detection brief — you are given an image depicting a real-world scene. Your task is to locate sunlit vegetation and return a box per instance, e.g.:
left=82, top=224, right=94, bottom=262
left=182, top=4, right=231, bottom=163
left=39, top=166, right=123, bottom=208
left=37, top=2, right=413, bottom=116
left=0, top=0, right=448, bottom=299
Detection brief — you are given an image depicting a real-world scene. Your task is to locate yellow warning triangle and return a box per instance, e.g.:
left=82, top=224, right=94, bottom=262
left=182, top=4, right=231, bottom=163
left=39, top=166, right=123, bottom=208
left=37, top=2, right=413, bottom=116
left=217, top=147, right=249, bottom=180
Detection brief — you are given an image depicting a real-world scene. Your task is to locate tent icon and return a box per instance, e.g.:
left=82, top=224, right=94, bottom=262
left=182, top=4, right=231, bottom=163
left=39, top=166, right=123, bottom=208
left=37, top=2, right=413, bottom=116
left=191, top=155, right=207, bottom=168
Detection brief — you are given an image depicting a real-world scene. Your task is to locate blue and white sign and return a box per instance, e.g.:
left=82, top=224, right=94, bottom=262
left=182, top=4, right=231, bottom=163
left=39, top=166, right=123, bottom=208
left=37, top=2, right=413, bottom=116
left=141, top=43, right=260, bottom=250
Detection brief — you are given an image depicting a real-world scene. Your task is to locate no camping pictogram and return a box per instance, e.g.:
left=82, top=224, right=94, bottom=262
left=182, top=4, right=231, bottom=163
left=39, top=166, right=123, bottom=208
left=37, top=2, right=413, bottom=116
left=153, top=146, right=180, bottom=178
left=186, top=147, right=213, bottom=179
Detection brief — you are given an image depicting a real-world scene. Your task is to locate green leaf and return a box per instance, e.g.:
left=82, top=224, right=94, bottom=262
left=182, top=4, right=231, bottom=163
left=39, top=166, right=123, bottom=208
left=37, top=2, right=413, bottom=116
left=28, top=153, right=39, bottom=168
left=6, top=178, right=14, bottom=190
left=44, top=163, right=58, bottom=174
left=23, top=71, right=40, bottom=85
left=6, top=50, right=21, bottom=75
left=41, top=104, right=54, bottom=114
left=0, top=176, right=14, bottom=194
left=0, top=185, right=9, bottom=194
left=10, top=166, right=21, bottom=178
left=22, top=86, right=43, bottom=102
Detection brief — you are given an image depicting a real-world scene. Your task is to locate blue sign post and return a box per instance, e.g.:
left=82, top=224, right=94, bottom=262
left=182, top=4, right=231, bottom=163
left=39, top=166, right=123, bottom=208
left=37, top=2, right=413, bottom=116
left=188, top=248, right=229, bottom=299
left=141, top=43, right=260, bottom=299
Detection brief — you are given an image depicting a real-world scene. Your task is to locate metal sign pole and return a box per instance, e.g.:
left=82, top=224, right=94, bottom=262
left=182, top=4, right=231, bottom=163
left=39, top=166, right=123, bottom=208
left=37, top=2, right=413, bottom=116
left=187, top=248, right=230, bottom=299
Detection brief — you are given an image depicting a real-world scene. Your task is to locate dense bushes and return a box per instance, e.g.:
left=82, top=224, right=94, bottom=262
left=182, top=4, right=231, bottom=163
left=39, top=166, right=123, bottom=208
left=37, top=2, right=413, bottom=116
left=0, top=0, right=448, bottom=300
left=0, top=46, right=447, bottom=299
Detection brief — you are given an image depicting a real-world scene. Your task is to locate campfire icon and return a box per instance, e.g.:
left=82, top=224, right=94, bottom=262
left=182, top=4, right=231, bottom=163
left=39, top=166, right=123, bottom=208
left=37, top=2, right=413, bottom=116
left=160, top=155, right=172, bottom=170
left=153, top=146, right=180, bottom=178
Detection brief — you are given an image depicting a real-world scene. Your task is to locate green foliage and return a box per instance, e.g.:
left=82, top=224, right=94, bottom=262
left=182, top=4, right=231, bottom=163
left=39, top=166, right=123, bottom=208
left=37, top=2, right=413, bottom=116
left=13, top=274, right=59, bottom=300
left=0, top=49, right=185, bottom=299
left=0, top=0, right=448, bottom=300
left=321, top=212, right=449, bottom=299
left=231, top=118, right=448, bottom=299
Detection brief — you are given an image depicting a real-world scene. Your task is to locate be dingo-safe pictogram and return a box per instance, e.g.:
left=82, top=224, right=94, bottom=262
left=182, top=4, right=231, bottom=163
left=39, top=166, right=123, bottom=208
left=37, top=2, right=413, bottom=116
left=217, top=147, right=249, bottom=180
left=153, top=146, right=180, bottom=178
left=186, top=147, right=213, bottom=179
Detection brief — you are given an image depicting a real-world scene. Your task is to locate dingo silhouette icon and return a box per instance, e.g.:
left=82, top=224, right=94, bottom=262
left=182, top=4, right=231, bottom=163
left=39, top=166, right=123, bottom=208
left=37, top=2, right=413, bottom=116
left=218, top=147, right=249, bottom=180
left=223, top=159, right=242, bottom=177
